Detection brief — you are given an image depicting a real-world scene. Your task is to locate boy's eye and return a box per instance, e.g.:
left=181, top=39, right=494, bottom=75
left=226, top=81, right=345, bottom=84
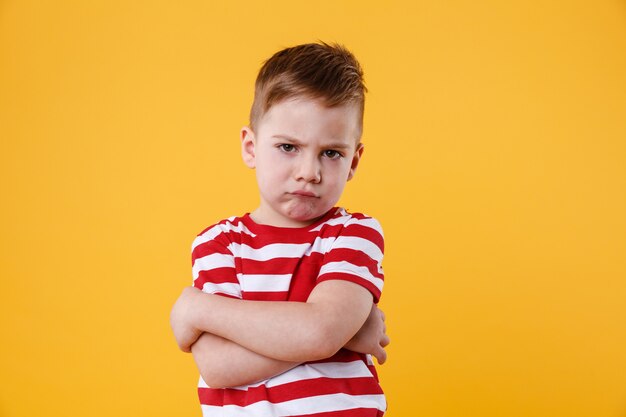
left=279, top=144, right=296, bottom=152
left=323, top=150, right=342, bottom=159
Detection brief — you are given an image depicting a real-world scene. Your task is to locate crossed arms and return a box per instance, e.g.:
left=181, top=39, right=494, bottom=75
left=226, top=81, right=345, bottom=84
left=170, top=279, right=389, bottom=388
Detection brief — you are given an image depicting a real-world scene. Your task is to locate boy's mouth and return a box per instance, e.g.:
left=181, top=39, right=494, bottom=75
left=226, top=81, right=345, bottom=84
left=291, top=190, right=318, bottom=198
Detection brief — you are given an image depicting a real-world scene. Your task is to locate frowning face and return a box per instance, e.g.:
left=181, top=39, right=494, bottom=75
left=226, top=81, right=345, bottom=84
left=241, top=97, right=364, bottom=227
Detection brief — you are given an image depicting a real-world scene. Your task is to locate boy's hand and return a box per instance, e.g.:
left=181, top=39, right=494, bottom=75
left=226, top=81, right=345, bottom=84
left=344, top=304, right=390, bottom=364
left=170, top=286, right=204, bottom=353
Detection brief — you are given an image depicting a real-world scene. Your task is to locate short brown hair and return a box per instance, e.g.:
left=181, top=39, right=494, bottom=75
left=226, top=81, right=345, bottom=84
left=249, top=41, right=367, bottom=138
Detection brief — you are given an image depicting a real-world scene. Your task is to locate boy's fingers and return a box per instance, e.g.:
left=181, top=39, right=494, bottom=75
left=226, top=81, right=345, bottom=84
left=375, top=347, right=387, bottom=365
left=381, top=334, right=390, bottom=347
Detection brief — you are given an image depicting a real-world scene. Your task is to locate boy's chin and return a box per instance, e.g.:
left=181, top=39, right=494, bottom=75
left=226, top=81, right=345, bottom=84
left=268, top=207, right=326, bottom=228
left=284, top=204, right=327, bottom=223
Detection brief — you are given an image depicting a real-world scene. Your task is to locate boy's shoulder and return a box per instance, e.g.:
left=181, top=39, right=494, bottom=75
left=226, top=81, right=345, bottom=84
left=195, top=214, right=250, bottom=238
left=191, top=214, right=252, bottom=252
left=300, top=208, right=385, bottom=254
left=319, top=208, right=384, bottom=236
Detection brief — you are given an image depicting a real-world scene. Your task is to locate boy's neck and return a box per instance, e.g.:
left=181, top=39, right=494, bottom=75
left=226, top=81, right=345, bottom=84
left=249, top=206, right=333, bottom=229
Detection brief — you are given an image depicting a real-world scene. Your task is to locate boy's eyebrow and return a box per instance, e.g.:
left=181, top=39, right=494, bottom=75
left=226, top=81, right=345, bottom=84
left=271, top=134, right=301, bottom=143
left=271, top=134, right=352, bottom=150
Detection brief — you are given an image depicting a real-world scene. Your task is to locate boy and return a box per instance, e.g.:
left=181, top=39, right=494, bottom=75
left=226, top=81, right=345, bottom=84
left=170, top=42, right=389, bottom=416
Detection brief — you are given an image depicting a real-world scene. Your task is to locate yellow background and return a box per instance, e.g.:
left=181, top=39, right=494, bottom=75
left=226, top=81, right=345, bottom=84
left=1, top=1, right=625, bottom=416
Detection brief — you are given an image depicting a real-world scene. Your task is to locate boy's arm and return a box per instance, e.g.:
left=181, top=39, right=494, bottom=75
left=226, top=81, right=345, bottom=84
left=187, top=302, right=388, bottom=389
left=190, top=332, right=299, bottom=389
left=171, top=279, right=375, bottom=362
left=344, top=303, right=390, bottom=364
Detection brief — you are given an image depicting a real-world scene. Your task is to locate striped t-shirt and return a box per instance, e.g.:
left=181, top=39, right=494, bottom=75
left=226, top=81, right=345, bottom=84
left=191, top=207, right=386, bottom=416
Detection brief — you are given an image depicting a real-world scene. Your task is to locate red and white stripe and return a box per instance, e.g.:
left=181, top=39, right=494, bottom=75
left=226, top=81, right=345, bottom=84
left=191, top=207, right=386, bottom=416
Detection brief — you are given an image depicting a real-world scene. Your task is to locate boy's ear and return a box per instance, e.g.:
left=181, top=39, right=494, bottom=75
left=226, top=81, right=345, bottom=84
left=347, top=143, right=365, bottom=181
left=240, top=126, right=256, bottom=169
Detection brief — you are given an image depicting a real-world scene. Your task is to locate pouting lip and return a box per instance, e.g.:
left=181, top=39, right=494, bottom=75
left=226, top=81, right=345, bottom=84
left=290, top=190, right=319, bottom=198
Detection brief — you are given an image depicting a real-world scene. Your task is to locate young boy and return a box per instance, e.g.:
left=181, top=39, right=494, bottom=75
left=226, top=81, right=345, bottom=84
left=170, top=42, right=389, bottom=417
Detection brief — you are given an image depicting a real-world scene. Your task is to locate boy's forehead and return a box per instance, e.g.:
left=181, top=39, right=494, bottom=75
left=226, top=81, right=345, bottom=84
left=257, top=97, right=362, bottom=142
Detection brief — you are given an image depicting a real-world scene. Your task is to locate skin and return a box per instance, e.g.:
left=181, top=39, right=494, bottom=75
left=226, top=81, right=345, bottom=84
left=170, top=96, right=389, bottom=388
left=241, top=96, right=364, bottom=227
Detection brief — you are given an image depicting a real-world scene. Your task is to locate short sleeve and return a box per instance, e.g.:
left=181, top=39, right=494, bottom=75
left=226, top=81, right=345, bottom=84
left=191, top=225, right=242, bottom=299
left=317, top=216, right=385, bottom=302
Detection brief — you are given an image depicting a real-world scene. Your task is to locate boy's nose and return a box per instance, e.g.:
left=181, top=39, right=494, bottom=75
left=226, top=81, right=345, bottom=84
left=295, top=156, right=321, bottom=183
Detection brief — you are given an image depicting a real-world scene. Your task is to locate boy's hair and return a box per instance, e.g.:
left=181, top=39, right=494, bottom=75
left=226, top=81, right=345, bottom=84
left=249, top=41, right=367, bottom=139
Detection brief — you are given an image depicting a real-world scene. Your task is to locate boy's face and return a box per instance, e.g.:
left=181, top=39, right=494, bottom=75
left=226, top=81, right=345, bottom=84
left=241, top=97, right=364, bottom=228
